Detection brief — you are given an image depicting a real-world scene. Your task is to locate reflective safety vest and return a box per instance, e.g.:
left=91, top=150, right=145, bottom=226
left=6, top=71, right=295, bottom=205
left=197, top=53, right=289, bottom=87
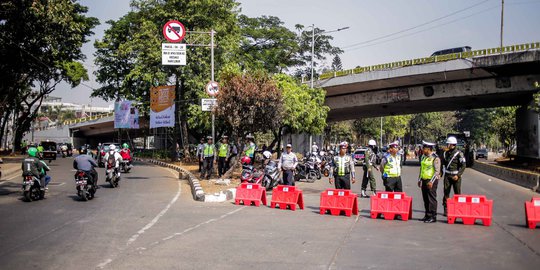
left=246, top=143, right=255, bottom=157
left=203, top=144, right=214, bottom=157
left=420, top=155, right=436, bottom=180
left=383, top=154, right=401, bottom=177
left=218, top=143, right=228, bottom=157
left=334, top=155, right=351, bottom=176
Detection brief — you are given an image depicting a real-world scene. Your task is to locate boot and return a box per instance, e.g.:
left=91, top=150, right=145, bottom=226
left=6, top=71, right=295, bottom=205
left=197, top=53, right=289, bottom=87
left=361, top=190, right=369, bottom=198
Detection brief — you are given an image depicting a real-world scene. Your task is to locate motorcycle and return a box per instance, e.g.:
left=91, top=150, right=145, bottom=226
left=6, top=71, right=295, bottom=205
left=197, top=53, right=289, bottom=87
left=308, top=154, right=322, bottom=180
left=106, top=161, right=120, bottom=188
left=120, top=160, right=132, bottom=173
left=294, top=158, right=318, bottom=183
left=240, top=163, right=264, bottom=184
left=22, top=175, right=44, bottom=202
left=262, top=160, right=280, bottom=191
left=75, top=170, right=95, bottom=201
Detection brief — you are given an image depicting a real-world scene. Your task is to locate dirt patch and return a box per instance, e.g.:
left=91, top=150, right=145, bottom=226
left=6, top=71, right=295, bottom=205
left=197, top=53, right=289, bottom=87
left=494, top=157, right=540, bottom=174
left=171, top=161, right=241, bottom=195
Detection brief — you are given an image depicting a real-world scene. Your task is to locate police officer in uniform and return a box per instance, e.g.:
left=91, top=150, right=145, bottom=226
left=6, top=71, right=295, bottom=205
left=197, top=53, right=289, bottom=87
left=329, top=142, right=356, bottom=190
left=217, top=136, right=230, bottom=178
left=442, top=136, right=466, bottom=216
left=361, top=139, right=378, bottom=198
left=417, top=141, right=441, bottom=223
left=200, top=136, right=216, bottom=180
left=196, top=138, right=205, bottom=173
left=379, top=141, right=402, bottom=192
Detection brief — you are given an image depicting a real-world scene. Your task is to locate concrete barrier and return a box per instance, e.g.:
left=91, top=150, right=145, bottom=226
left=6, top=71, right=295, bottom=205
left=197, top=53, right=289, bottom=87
left=472, top=161, right=540, bottom=192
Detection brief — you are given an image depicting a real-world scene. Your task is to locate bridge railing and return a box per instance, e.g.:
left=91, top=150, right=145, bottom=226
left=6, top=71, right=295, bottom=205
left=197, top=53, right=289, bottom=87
left=63, top=112, right=114, bottom=126
left=319, top=42, right=540, bottom=80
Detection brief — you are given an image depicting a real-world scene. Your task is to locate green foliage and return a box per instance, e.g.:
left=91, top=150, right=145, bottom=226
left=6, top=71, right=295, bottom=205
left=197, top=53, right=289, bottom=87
left=410, top=112, right=457, bottom=142
left=331, top=55, right=343, bottom=71
left=491, top=106, right=517, bottom=148
left=383, top=115, right=412, bottom=141
left=274, top=74, right=329, bottom=135
left=353, top=118, right=380, bottom=143
left=327, top=121, right=354, bottom=144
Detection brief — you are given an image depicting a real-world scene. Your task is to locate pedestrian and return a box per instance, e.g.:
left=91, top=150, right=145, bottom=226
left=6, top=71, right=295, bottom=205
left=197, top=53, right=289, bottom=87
left=196, top=138, right=204, bottom=173
left=217, top=136, right=230, bottom=178
left=329, top=142, right=356, bottom=190
left=311, top=141, right=319, bottom=154
left=379, top=141, right=403, bottom=192
left=442, top=136, right=466, bottom=216
left=361, top=139, right=378, bottom=198
left=227, top=141, right=238, bottom=171
left=418, top=141, right=441, bottom=223
left=278, top=144, right=298, bottom=186
left=244, top=134, right=256, bottom=165
left=200, top=136, right=216, bottom=180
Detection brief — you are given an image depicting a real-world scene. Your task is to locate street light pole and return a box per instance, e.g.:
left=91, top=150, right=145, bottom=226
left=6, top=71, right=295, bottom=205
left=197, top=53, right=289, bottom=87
left=500, top=0, right=504, bottom=50
left=310, top=24, right=315, bottom=89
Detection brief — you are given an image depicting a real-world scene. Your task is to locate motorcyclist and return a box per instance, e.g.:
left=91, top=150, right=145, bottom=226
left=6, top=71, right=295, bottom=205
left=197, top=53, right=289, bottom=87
left=261, top=150, right=272, bottom=168
left=21, top=147, right=50, bottom=190
left=73, top=146, right=99, bottom=188
left=120, top=143, right=132, bottom=162
left=104, top=144, right=123, bottom=177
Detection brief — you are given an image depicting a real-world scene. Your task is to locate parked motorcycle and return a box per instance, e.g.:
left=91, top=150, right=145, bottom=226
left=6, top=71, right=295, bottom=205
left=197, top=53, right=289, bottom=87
left=262, top=160, right=280, bottom=191
left=75, top=170, right=95, bottom=201
left=106, top=161, right=120, bottom=188
left=294, top=158, right=317, bottom=183
left=240, top=163, right=264, bottom=184
left=120, top=160, right=132, bottom=173
left=22, top=175, right=44, bottom=202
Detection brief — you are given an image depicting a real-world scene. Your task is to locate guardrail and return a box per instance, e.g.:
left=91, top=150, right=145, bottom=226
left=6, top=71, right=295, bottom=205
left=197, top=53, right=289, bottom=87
left=319, top=42, right=540, bottom=80
left=63, top=112, right=114, bottom=126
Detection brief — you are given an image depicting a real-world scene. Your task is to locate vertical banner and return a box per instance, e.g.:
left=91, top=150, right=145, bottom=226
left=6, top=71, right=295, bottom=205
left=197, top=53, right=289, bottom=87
left=130, top=106, right=139, bottom=129
left=150, top=85, right=175, bottom=128
left=114, top=101, right=132, bottom=129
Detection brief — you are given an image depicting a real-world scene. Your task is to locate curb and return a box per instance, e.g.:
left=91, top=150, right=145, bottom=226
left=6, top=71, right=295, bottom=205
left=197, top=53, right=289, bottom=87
left=1, top=165, right=20, bottom=181
left=133, top=157, right=205, bottom=201
left=472, top=161, right=540, bottom=192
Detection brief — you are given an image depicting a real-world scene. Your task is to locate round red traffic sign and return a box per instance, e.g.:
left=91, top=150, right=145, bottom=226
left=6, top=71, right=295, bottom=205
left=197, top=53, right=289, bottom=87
left=162, top=20, right=186, bottom=43
left=206, top=81, right=219, bottom=97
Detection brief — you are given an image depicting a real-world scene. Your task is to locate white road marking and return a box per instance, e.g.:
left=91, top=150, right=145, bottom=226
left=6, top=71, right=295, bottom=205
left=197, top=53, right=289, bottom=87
left=97, top=168, right=181, bottom=269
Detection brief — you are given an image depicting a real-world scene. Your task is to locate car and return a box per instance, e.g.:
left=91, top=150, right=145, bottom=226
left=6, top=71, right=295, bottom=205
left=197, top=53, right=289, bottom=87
left=476, top=149, right=488, bottom=160
left=353, top=149, right=367, bottom=166
left=431, top=46, right=472, bottom=56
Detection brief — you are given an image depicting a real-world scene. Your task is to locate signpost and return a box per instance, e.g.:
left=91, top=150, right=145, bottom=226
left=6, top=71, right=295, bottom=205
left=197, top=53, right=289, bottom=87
left=201, top=98, right=217, bottom=112
left=162, top=20, right=186, bottom=43
left=205, top=81, right=219, bottom=97
left=162, top=43, right=186, bottom=66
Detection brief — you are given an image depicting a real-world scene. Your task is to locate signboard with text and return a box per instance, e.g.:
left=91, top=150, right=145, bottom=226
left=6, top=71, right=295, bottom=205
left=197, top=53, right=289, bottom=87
left=150, top=85, right=175, bottom=128
left=201, top=98, right=217, bottom=112
left=162, top=43, right=186, bottom=66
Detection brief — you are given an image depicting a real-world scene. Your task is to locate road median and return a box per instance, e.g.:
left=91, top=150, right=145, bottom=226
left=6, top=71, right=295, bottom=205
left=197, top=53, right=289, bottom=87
left=472, top=161, right=540, bottom=192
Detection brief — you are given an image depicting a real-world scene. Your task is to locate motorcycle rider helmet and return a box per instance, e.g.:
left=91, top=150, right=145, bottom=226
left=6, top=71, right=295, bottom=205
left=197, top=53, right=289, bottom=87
left=262, top=151, right=272, bottom=159
left=27, top=147, right=38, bottom=157
left=122, top=143, right=129, bottom=149
left=241, top=156, right=251, bottom=165
left=368, top=139, right=377, bottom=146
left=109, top=144, right=116, bottom=151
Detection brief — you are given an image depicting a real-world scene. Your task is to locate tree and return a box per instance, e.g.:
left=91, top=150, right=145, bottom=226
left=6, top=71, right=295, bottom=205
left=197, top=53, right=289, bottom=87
left=409, top=112, right=457, bottom=143
left=273, top=74, right=329, bottom=151
left=331, top=55, right=343, bottom=71
left=455, top=109, right=495, bottom=145
left=215, top=71, right=283, bottom=144
left=353, top=118, right=380, bottom=144
left=491, top=106, right=517, bottom=151
left=0, top=0, right=98, bottom=150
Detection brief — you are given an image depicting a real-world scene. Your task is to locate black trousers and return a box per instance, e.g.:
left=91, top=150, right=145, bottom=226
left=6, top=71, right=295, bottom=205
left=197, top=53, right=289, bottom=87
left=421, top=179, right=438, bottom=217
left=334, top=174, right=351, bottom=190
left=282, top=169, right=294, bottom=186
left=198, top=156, right=203, bottom=172
left=383, top=176, right=402, bottom=192
left=443, top=175, right=462, bottom=209
left=217, top=156, right=228, bottom=177
left=201, top=157, right=214, bottom=179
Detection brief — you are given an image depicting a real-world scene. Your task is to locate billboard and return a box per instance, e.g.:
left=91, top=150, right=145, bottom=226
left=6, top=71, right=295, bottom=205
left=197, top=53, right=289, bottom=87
left=114, top=100, right=139, bottom=129
left=150, top=85, right=175, bottom=128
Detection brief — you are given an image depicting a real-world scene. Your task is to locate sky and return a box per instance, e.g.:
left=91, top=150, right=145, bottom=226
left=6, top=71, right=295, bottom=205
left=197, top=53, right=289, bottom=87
left=53, top=0, right=540, bottom=107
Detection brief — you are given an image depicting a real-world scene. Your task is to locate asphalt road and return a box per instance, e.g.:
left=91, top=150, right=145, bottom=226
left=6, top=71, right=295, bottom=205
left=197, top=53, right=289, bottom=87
left=0, top=156, right=539, bottom=270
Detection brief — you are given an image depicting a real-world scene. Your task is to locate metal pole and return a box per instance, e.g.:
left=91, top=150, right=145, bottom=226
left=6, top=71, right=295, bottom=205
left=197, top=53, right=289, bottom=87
left=310, top=24, right=315, bottom=89
left=500, top=0, right=504, bottom=50
left=380, top=117, right=383, bottom=147
left=211, top=29, right=215, bottom=143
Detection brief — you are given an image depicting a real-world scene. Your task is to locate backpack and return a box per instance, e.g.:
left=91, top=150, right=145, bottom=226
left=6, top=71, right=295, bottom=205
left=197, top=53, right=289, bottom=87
left=22, top=158, right=40, bottom=176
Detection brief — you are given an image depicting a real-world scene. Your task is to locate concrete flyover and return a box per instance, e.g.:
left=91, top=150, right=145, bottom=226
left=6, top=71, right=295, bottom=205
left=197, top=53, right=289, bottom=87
left=320, top=43, right=540, bottom=121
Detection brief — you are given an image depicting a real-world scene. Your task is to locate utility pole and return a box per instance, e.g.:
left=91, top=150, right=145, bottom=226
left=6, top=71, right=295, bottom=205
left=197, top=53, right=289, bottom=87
left=500, top=0, right=504, bottom=50
left=211, top=29, right=215, bottom=143
left=380, top=117, right=383, bottom=148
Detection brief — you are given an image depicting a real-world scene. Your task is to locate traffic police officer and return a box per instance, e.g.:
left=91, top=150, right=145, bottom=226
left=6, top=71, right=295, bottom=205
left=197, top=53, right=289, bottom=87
left=329, top=142, right=356, bottom=190
left=244, top=134, right=256, bottom=165
left=217, top=136, right=230, bottom=178
left=417, top=141, right=441, bottom=223
left=200, top=136, right=216, bottom=180
left=361, top=139, right=378, bottom=198
left=379, top=141, right=402, bottom=192
left=442, top=136, right=466, bottom=216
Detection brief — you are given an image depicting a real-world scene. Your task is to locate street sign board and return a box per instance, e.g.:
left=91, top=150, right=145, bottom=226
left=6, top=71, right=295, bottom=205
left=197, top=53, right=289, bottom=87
left=162, top=43, right=186, bottom=65
left=162, top=20, right=186, bottom=42
left=201, top=98, right=217, bottom=111
left=206, top=81, right=219, bottom=97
